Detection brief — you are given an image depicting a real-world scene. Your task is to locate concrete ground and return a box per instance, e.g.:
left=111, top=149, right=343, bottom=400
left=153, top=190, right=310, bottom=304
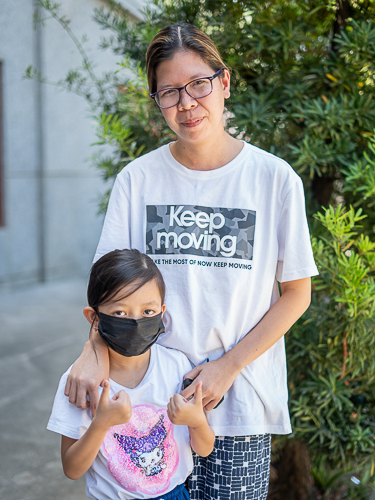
left=0, top=278, right=90, bottom=500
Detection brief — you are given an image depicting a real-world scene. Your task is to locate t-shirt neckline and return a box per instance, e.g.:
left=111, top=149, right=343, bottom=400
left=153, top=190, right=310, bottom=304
left=109, top=344, right=156, bottom=392
left=161, top=141, right=249, bottom=179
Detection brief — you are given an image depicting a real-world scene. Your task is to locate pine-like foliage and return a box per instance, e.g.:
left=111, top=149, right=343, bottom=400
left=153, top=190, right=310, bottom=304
left=288, top=143, right=375, bottom=483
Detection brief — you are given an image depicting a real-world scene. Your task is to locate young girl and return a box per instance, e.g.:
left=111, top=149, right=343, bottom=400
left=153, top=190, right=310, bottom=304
left=47, top=249, right=214, bottom=500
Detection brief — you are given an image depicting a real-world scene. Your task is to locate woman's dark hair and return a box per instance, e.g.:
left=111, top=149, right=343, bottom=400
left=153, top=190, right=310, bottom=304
left=87, top=249, right=165, bottom=309
left=146, top=23, right=229, bottom=94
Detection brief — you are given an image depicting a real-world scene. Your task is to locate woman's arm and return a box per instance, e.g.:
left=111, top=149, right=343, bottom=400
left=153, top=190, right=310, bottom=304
left=64, top=327, right=110, bottom=416
left=168, top=383, right=215, bottom=457
left=61, top=381, right=132, bottom=479
left=181, top=277, right=312, bottom=410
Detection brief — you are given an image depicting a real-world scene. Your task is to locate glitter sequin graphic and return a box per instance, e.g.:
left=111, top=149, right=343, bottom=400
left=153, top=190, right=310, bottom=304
left=114, top=414, right=167, bottom=476
left=103, top=405, right=179, bottom=495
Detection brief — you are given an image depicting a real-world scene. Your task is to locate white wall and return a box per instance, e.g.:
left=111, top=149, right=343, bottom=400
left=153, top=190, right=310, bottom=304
left=0, top=0, right=40, bottom=285
left=0, top=0, right=146, bottom=288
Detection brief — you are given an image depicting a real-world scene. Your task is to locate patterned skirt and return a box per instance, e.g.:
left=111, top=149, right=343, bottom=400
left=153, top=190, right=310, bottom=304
left=187, top=435, right=271, bottom=500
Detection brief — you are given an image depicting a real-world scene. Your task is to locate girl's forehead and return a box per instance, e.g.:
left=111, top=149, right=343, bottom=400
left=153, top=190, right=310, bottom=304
left=106, top=279, right=162, bottom=305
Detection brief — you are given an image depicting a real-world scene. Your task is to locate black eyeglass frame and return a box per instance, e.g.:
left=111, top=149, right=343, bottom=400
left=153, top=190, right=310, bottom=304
left=150, top=68, right=225, bottom=109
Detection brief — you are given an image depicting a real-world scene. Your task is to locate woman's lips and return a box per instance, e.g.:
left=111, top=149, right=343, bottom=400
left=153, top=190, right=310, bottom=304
left=181, top=118, right=203, bottom=127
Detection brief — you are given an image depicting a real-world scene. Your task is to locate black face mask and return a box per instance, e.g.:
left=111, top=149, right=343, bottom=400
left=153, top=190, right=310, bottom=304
left=97, top=312, right=165, bottom=357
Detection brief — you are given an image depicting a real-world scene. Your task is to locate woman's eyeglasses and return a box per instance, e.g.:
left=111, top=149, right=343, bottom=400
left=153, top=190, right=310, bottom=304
left=150, top=68, right=224, bottom=109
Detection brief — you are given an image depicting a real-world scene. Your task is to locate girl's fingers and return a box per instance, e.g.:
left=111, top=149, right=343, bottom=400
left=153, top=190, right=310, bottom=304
left=112, top=390, right=121, bottom=401
left=114, top=390, right=127, bottom=403
left=169, top=396, right=176, bottom=413
left=99, top=380, right=110, bottom=402
left=171, top=394, right=184, bottom=413
left=173, top=393, right=186, bottom=407
left=167, top=401, right=174, bottom=421
left=193, top=381, right=203, bottom=405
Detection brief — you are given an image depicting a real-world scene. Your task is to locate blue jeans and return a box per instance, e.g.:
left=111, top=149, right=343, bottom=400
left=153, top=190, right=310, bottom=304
left=150, top=482, right=191, bottom=500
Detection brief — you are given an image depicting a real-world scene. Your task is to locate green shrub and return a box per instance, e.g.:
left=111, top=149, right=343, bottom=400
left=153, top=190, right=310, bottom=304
left=287, top=140, right=375, bottom=479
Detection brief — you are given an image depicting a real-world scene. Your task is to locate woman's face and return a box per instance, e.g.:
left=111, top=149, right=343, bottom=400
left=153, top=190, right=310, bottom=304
left=155, top=50, right=230, bottom=145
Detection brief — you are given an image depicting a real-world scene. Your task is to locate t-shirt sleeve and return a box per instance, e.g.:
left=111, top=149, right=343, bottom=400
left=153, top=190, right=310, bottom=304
left=47, top=368, right=91, bottom=440
left=94, top=174, right=131, bottom=263
left=276, top=178, right=319, bottom=282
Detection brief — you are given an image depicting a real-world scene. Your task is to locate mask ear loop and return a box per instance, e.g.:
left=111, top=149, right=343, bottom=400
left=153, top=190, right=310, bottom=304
left=91, top=307, right=100, bottom=331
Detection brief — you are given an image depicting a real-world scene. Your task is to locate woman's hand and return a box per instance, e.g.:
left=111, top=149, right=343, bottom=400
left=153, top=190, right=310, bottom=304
left=181, top=358, right=240, bottom=411
left=93, top=380, right=132, bottom=430
left=64, top=330, right=109, bottom=416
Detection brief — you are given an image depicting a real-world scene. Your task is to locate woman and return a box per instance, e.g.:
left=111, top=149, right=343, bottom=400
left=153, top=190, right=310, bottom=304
left=65, top=23, right=318, bottom=499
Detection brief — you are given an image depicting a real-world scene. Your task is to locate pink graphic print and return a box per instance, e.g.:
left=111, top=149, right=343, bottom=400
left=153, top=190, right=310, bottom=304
left=102, top=405, right=179, bottom=495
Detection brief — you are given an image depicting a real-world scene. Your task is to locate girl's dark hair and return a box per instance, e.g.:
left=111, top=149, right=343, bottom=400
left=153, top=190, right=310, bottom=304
left=87, top=249, right=165, bottom=309
left=146, top=23, right=229, bottom=94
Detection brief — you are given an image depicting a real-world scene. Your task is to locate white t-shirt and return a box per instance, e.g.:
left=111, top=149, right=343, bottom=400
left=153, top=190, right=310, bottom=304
left=47, top=344, right=194, bottom=500
left=94, top=142, right=319, bottom=436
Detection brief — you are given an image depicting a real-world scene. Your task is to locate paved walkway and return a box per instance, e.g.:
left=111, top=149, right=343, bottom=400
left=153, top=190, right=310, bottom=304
left=0, top=279, right=89, bottom=500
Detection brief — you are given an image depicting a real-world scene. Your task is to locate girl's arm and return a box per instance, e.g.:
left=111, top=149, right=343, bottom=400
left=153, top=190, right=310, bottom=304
left=61, top=423, right=109, bottom=480
left=64, top=327, right=110, bottom=416
left=181, top=277, right=312, bottom=410
left=61, top=381, right=132, bottom=479
left=168, top=383, right=215, bottom=457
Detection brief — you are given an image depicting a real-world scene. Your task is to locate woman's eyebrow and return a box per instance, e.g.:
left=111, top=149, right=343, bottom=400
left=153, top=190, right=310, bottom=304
left=158, top=74, right=206, bottom=90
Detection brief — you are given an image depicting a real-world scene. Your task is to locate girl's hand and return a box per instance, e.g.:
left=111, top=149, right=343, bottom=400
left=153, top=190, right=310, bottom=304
left=93, top=380, right=132, bottom=430
left=181, top=358, right=240, bottom=411
left=168, top=382, right=206, bottom=428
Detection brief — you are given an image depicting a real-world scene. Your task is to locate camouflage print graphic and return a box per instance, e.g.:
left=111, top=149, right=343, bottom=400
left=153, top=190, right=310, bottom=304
left=146, top=205, right=256, bottom=260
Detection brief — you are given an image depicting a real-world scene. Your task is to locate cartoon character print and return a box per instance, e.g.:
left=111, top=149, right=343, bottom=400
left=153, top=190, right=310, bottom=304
left=102, top=405, right=178, bottom=496
left=114, top=415, right=167, bottom=477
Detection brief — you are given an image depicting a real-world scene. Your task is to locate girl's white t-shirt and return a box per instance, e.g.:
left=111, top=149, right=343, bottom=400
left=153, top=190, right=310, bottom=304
left=94, top=142, right=319, bottom=436
left=47, top=344, right=194, bottom=500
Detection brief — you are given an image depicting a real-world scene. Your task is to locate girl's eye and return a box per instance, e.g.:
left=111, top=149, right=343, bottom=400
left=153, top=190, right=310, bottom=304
left=113, top=311, right=126, bottom=317
left=143, top=309, right=156, bottom=316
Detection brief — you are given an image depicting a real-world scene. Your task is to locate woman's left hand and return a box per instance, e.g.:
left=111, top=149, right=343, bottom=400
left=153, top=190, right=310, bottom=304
left=181, top=357, right=240, bottom=411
